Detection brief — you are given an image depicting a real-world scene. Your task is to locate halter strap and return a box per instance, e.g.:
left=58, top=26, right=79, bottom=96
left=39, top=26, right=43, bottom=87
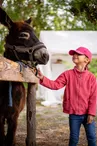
left=4, top=42, right=47, bottom=67
left=5, top=42, right=46, bottom=55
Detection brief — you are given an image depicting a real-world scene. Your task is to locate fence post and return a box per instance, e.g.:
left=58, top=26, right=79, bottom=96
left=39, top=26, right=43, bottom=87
left=26, top=83, right=36, bottom=146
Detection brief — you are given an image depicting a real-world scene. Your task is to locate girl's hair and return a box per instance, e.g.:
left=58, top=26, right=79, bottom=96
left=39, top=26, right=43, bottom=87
left=85, top=61, right=90, bottom=70
left=84, top=55, right=90, bottom=70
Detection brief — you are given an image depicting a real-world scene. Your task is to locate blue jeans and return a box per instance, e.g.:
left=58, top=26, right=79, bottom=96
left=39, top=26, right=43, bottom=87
left=69, top=114, right=96, bottom=146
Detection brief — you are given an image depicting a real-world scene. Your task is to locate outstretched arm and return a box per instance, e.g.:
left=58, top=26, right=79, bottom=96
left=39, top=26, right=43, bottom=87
left=37, top=68, right=67, bottom=90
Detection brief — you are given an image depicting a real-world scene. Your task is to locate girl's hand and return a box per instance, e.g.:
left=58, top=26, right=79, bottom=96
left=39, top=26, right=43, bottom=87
left=87, top=115, right=94, bottom=124
left=37, top=68, right=44, bottom=80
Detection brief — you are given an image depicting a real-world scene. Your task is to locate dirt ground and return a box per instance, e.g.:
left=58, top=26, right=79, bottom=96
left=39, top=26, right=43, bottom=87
left=15, top=100, right=97, bottom=146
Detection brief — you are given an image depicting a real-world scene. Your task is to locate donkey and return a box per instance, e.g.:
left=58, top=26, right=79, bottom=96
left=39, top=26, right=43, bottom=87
left=0, top=7, right=49, bottom=146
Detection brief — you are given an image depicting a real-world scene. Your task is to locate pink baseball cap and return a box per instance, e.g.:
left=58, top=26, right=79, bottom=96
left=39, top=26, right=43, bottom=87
left=69, top=47, right=92, bottom=61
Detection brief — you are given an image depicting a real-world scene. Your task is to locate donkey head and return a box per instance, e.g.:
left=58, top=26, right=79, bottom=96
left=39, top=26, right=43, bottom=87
left=0, top=7, right=49, bottom=65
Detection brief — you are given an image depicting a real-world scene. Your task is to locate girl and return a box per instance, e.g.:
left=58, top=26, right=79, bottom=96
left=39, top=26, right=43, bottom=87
left=37, top=47, right=97, bottom=146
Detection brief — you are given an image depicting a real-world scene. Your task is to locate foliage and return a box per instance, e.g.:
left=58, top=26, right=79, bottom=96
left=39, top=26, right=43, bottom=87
left=0, top=0, right=97, bottom=54
left=88, top=58, right=97, bottom=77
left=0, top=0, right=67, bottom=53
left=69, top=0, right=97, bottom=24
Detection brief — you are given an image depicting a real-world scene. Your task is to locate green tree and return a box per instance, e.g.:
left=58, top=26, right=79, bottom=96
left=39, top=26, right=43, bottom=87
left=0, top=0, right=68, bottom=53
left=0, top=0, right=97, bottom=54
left=69, top=0, right=97, bottom=24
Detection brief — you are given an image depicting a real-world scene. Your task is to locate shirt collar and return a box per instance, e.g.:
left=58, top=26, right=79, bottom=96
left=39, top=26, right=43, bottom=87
left=74, top=66, right=88, bottom=74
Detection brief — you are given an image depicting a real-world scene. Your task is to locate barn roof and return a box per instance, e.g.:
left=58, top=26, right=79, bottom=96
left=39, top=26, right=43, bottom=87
left=39, top=31, right=97, bottom=54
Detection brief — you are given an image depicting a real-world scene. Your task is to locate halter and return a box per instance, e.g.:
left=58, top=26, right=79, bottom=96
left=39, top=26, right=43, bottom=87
left=4, top=42, right=47, bottom=69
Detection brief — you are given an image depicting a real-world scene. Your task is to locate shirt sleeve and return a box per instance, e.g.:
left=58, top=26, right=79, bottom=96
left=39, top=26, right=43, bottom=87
left=88, top=76, right=97, bottom=116
left=39, top=72, right=67, bottom=90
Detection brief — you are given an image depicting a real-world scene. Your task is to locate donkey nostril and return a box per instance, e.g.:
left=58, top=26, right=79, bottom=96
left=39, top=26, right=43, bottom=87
left=43, top=53, right=47, bottom=59
left=43, top=53, right=49, bottom=60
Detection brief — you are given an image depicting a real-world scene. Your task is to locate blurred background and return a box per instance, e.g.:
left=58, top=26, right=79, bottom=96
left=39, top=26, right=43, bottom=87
left=0, top=1, right=97, bottom=146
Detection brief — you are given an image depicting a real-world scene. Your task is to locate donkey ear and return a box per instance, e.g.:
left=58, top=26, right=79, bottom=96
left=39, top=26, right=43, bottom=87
left=25, top=17, right=32, bottom=24
left=0, top=7, right=13, bottom=29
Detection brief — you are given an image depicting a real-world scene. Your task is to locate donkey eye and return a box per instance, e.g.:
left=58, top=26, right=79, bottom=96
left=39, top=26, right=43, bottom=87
left=19, top=32, right=30, bottom=40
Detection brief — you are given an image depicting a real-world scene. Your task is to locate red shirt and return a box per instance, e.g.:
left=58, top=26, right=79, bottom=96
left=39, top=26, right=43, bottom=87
left=40, top=67, right=97, bottom=116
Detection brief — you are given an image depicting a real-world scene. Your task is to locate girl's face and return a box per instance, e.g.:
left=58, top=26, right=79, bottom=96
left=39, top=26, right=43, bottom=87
left=72, top=53, right=89, bottom=65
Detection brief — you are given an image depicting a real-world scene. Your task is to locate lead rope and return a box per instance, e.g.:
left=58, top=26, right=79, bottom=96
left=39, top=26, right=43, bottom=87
left=8, top=82, right=12, bottom=107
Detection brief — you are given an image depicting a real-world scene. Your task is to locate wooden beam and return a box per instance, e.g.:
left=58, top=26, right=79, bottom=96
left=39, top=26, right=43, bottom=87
left=0, top=56, right=39, bottom=83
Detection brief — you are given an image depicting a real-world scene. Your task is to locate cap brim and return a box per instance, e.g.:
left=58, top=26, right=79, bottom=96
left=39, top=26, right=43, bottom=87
left=69, top=50, right=84, bottom=55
